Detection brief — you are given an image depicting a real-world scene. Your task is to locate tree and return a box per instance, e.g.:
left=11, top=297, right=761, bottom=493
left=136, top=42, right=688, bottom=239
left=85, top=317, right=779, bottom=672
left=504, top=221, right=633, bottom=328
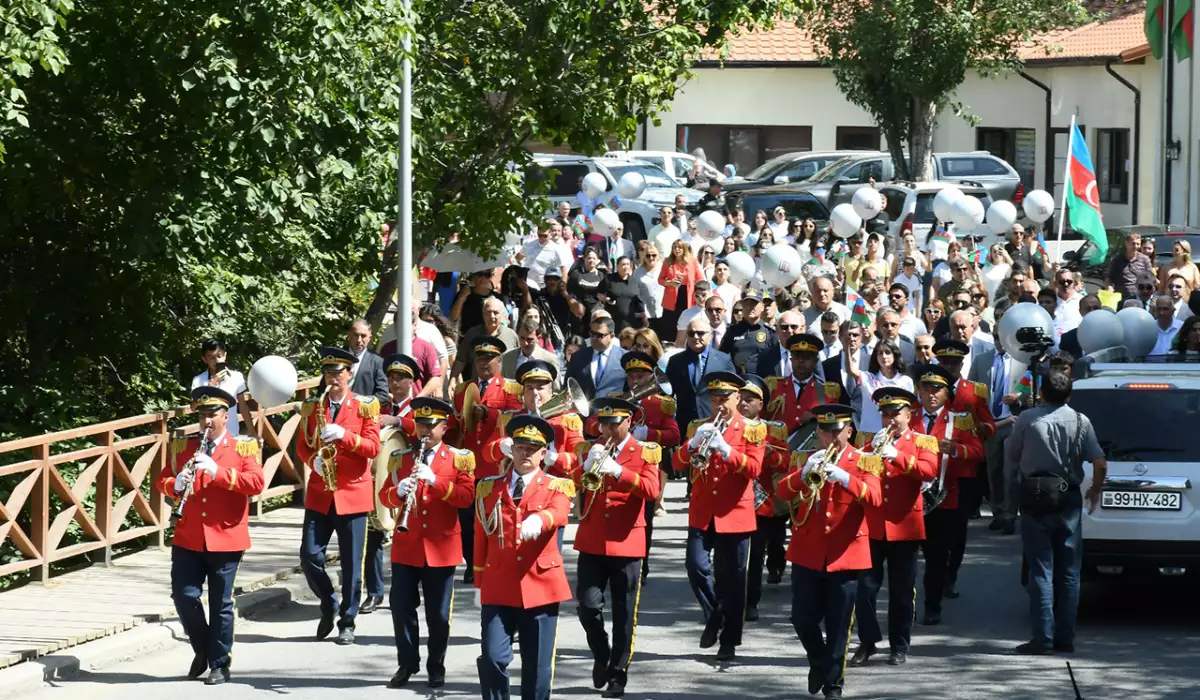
left=799, top=0, right=1090, bottom=181
left=0, top=0, right=73, bottom=160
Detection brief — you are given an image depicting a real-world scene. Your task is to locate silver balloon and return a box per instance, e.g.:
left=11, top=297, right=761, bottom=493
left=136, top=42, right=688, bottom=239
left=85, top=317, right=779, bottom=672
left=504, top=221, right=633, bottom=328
left=997, top=302, right=1055, bottom=363
left=1077, top=309, right=1124, bottom=355
left=1116, top=307, right=1158, bottom=358
left=248, top=355, right=299, bottom=408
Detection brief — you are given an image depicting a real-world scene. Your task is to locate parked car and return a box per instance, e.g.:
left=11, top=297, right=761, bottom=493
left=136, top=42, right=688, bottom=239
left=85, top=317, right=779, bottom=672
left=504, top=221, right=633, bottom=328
left=1063, top=225, right=1200, bottom=293
left=735, top=186, right=831, bottom=230
left=721, top=151, right=878, bottom=193
left=529, top=154, right=702, bottom=241
left=797, top=151, right=1024, bottom=210
left=876, top=181, right=994, bottom=250
left=601, top=150, right=724, bottom=187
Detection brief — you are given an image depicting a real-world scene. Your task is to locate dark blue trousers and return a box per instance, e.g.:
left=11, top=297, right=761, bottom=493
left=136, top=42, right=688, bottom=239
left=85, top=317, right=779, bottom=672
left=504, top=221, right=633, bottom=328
left=478, top=603, right=560, bottom=700
left=921, top=507, right=966, bottom=615
left=855, top=539, right=919, bottom=652
left=300, top=504, right=367, bottom=630
left=791, top=565, right=859, bottom=694
left=459, top=507, right=475, bottom=570
left=170, top=547, right=242, bottom=670
left=391, top=563, right=455, bottom=677
left=747, top=514, right=788, bottom=609
left=576, top=552, right=643, bottom=686
left=365, top=529, right=387, bottom=599
left=685, top=525, right=750, bottom=647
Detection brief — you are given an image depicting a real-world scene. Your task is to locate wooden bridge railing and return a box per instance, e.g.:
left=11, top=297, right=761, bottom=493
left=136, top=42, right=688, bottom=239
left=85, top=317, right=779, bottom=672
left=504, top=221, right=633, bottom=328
left=0, top=378, right=321, bottom=583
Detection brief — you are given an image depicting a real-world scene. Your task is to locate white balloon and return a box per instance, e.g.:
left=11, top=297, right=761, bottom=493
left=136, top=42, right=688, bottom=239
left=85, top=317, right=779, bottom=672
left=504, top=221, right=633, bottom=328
left=829, top=203, right=862, bottom=239
left=985, top=200, right=1019, bottom=235
left=696, top=210, right=726, bottom=240
left=933, top=187, right=963, bottom=223
left=248, top=355, right=298, bottom=408
left=761, top=243, right=803, bottom=288
left=1077, top=309, right=1125, bottom=355
left=997, top=302, right=1055, bottom=363
left=1116, top=307, right=1159, bottom=358
left=851, top=188, right=883, bottom=220
left=582, top=172, right=607, bottom=199
left=1023, top=189, right=1056, bottom=223
left=617, top=172, right=647, bottom=200
left=950, top=195, right=985, bottom=231
left=592, top=208, right=621, bottom=238
left=723, top=251, right=756, bottom=286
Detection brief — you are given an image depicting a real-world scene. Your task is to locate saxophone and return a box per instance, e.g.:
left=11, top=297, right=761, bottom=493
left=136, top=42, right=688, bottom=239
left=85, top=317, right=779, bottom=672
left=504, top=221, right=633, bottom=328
left=308, top=385, right=339, bottom=492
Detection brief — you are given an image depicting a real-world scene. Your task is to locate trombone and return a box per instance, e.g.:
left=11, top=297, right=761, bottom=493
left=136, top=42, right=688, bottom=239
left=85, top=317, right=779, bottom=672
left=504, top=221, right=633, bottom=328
left=614, top=369, right=671, bottom=426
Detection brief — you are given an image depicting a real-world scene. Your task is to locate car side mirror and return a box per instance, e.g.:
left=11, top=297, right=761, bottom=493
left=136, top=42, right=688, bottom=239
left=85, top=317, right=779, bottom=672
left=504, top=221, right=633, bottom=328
left=773, top=175, right=789, bottom=185
left=1062, top=250, right=1078, bottom=262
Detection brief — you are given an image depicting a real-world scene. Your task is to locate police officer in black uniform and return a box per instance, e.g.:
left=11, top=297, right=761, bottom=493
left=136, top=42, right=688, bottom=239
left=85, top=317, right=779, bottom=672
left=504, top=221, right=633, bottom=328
left=719, top=288, right=780, bottom=374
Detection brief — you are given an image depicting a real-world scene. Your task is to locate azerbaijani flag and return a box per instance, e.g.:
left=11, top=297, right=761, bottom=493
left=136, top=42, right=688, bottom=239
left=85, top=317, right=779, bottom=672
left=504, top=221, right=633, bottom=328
left=1035, top=232, right=1050, bottom=260
left=1148, top=0, right=1167, bottom=59
left=812, top=247, right=826, bottom=265
left=930, top=226, right=953, bottom=246
left=572, top=214, right=592, bottom=236
left=1064, top=121, right=1109, bottom=264
left=967, top=247, right=984, bottom=266
left=845, top=288, right=872, bottom=326
left=1175, top=0, right=1194, bottom=59
left=1015, top=373, right=1034, bottom=400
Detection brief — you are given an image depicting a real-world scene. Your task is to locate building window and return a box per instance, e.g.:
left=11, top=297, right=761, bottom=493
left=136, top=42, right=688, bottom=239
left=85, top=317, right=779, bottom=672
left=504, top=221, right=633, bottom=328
left=976, top=127, right=1036, bottom=190
left=1095, top=129, right=1130, bottom=204
left=676, top=125, right=812, bottom=175
left=835, top=126, right=881, bottom=151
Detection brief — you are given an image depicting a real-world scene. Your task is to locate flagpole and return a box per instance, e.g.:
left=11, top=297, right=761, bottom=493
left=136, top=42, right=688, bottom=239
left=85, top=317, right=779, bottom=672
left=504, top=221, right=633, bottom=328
left=1056, top=114, right=1076, bottom=247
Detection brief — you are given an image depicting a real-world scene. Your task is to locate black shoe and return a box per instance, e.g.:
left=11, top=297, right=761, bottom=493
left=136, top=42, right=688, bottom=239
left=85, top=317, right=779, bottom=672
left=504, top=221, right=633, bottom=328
left=204, top=666, right=230, bottom=686
left=945, top=583, right=960, bottom=599
left=360, top=596, right=383, bottom=614
left=715, top=644, right=735, bottom=662
left=388, top=668, right=413, bottom=688
left=1053, top=643, right=1075, bottom=654
left=316, top=614, right=335, bottom=640
left=988, top=518, right=1005, bottom=530
left=767, top=570, right=783, bottom=585
left=823, top=686, right=843, bottom=699
left=188, top=653, right=207, bottom=679
left=922, top=611, right=941, bottom=626
left=336, top=627, right=355, bottom=646
left=1002, top=522, right=1016, bottom=535
left=699, top=623, right=719, bottom=649
left=601, top=678, right=626, bottom=698
left=807, top=663, right=825, bottom=695
left=592, top=659, right=608, bottom=689
left=463, top=569, right=475, bottom=584
left=1015, top=641, right=1054, bottom=655
left=745, top=606, right=759, bottom=622
left=427, top=673, right=445, bottom=689
left=887, top=649, right=907, bottom=666
left=848, top=643, right=876, bottom=667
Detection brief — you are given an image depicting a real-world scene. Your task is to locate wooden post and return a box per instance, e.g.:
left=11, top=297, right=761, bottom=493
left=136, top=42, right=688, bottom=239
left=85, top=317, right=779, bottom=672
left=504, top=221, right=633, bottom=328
left=96, top=431, right=115, bottom=567
left=152, top=417, right=169, bottom=549
left=31, top=443, right=50, bottom=584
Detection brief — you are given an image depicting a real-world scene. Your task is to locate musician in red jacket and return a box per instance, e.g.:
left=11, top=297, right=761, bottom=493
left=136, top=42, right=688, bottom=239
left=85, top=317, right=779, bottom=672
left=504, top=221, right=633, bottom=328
left=571, top=397, right=662, bottom=698
left=764, top=332, right=833, bottom=433
left=482, top=360, right=584, bottom=479
left=474, top=415, right=574, bottom=700
left=296, top=346, right=382, bottom=645
left=912, top=364, right=983, bottom=626
left=775, top=403, right=882, bottom=700
left=379, top=397, right=474, bottom=689
left=849, top=388, right=940, bottom=668
left=672, top=371, right=766, bottom=663
left=159, top=387, right=265, bottom=685
left=740, top=374, right=790, bottom=621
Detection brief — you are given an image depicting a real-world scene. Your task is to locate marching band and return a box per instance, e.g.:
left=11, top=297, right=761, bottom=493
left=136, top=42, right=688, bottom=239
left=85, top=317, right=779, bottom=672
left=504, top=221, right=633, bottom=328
left=163, top=337, right=1011, bottom=699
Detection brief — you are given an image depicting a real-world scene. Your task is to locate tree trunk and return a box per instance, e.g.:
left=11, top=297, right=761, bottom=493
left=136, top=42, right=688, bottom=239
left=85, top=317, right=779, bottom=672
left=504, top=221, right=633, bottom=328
left=908, top=97, right=938, bottom=182
left=365, top=234, right=400, bottom=332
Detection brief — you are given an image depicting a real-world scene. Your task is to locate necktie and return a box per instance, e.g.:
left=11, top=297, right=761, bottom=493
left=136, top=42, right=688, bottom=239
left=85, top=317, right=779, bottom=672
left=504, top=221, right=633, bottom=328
left=203, top=440, right=215, bottom=456
left=329, top=401, right=341, bottom=421
left=478, top=378, right=489, bottom=395
left=512, top=475, right=525, bottom=504
left=925, top=413, right=936, bottom=433
left=594, top=351, right=606, bottom=387
left=991, top=355, right=1006, bottom=415
left=781, top=351, right=791, bottom=378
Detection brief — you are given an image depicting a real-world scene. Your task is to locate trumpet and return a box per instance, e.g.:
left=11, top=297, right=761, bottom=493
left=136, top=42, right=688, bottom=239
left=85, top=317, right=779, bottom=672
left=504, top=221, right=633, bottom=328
left=580, top=437, right=618, bottom=492
left=172, top=426, right=211, bottom=525
left=397, top=437, right=427, bottom=533
left=690, top=408, right=730, bottom=470
left=794, top=442, right=840, bottom=527
left=870, top=425, right=897, bottom=452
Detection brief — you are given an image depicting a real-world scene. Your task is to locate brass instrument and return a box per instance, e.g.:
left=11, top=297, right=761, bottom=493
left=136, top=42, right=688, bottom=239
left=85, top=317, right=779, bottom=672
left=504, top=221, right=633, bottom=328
left=690, top=408, right=730, bottom=470
left=309, top=385, right=339, bottom=492
left=398, top=437, right=427, bottom=533
left=870, top=425, right=897, bottom=452
left=369, top=427, right=409, bottom=532
left=460, top=381, right=481, bottom=436
left=536, top=378, right=589, bottom=420
left=172, top=427, right=211, bottom=525
left=615, top=369, right=670, bottom=425
left=793, top=442, right=840, bottom=527
left=580, top=438, right=617, bottom=492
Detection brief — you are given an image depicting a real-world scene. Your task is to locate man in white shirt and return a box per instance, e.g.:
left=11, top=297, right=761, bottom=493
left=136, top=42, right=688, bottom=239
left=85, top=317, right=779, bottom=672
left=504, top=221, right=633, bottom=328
left=816, top=311, right=843, bottom=363
left=764, top=311, right=805, bottom=377
left=802, top=276, right=851, bottom=329
left=517, top=220, right=570, bottom=291
left=1052, top=269, right=1083, bottom=336
left=649, top=206, right=681, bottom=259
left=190, top=339, right=247, bottom=436
left=948, top=309, right=994, bottom=379
left=1152, top=296, right=1184, bottom=355
left=887, top=283, right=927, bottom=341
left=1165, top=273, right=1195, bottom=321
left=712, top=261, right=741, bottom=323
left=674, top=281, right=713, bottom=347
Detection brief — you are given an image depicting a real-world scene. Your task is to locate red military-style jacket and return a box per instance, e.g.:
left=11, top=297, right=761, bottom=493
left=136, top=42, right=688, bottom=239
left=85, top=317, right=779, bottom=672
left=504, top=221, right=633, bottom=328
left=480, top=410, right=584, bottom=479
left=378, top=441, right=476, bottom=568
left=381, top=394, right=417, bottom=438
left=776, top=446, right=883, bottom=572
left=764, top=374, right=833, bottom=433
left=672, top=413, right=766, bottom=534
left=755, top=421, right=791, bottom=517
left=159, top=433, right=265, bottom=553
left=584, top=395, right=681, bottom=449
left=861, top=430, right=940, bottom=541
left=447, top=375, right=524, bottom=469
left=953, top=378, right=996, bottom=442
left=912, top=408, right=984, bottom=511
left=473, top=470, right=574, bottom=609
left=296, top=393, right=382, bottom=516
left=568, top=438, right=662, bottom=558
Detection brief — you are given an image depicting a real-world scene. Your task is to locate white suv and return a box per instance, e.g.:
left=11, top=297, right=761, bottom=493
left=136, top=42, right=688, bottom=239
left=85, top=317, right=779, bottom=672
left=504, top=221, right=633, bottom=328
left=602, top=150, right=724, bottom=187
left=1069, top=359, right=1200, bottom=579
left=875, top=181, right=995, bottom=250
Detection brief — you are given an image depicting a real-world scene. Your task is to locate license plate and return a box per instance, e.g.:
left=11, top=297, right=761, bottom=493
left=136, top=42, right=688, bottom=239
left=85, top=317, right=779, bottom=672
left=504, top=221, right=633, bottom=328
left=1101, top=490, right=1183, bottom=511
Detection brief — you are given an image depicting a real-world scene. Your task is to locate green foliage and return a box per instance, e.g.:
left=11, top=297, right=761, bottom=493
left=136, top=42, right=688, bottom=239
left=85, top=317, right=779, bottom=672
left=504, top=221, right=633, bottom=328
left=0, top=0, right=73, bottom=159
left=798, top=0, right=1091, bottom=179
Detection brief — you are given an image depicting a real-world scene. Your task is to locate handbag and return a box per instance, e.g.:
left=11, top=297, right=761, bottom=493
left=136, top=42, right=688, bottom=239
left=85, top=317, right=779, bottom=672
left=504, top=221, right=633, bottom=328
left=1018, top=408, right=1083, bottom=516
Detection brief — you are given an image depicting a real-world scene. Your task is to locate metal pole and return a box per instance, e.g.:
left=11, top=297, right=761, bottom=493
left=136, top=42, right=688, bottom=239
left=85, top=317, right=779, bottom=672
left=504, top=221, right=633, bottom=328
left=394, top=0, right=414, bottom=355
left=1056, top=115, right=1076, bottom=246
left=1105, top=60, right=1141, bottom=224
left=1188, top=47, right=1195, bottom=224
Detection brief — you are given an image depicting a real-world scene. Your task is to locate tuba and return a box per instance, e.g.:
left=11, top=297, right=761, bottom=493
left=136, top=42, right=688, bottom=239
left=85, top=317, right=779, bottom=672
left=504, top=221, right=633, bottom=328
left=536, top=377, right=590, bottom=419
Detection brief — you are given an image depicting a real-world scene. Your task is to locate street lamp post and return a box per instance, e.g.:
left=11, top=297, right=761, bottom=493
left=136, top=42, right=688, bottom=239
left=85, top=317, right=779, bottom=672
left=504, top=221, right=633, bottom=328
left=394, top=0, right=414, bottom=354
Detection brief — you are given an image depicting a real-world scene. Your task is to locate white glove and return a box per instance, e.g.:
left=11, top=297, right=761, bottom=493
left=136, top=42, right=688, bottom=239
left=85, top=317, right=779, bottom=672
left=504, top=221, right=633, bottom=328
left=193, top=453, right=218, bottom=478
left=824, top=464, right=851, bottom=488
left=499, top=437, right=513, bottom=457
left=801, top=452, right=825, bottom=478
left=396, top=476, right=415, bottom=499
left=632, top=425, right=649, bottom=441
left=416, top=464, right=436, bottom=485
left=173, top=469, right=194, bottom=494
left=519, top=514, right=544, bottom=542
left=598, top=457, right=622, bottom=479
left=709, top=432, right=732, bottom=460
left=688, top=423, right=717, bottom=449
left=321, top=424, right=345, bottom=442
left=311, top=456, right=325, bottom=477
left=583, top=444, right=607, bottom=470
left=879, top=444, right=899, bottom=460
left=543, top=443, right=558, bottom=467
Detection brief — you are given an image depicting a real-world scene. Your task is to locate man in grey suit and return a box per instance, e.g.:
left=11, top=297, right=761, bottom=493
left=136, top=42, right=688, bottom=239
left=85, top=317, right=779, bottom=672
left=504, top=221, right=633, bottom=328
left=500, top=316, right=561, bottom=389
left=319, top=319, right=390, bottom=404
left=565, top=316, right=626, bottom=399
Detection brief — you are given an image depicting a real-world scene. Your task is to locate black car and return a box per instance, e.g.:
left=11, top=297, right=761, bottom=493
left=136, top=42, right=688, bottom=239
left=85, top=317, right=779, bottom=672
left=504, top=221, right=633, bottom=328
left=721, top=151, right=872, bottom=193
left=1063, top=224, right=1200, bottom=292
left=735, top=185, right=832, bottom=228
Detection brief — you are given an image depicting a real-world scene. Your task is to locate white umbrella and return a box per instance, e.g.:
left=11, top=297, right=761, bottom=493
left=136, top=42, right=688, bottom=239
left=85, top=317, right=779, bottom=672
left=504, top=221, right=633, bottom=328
left=421, top=243, right=511, bottom=273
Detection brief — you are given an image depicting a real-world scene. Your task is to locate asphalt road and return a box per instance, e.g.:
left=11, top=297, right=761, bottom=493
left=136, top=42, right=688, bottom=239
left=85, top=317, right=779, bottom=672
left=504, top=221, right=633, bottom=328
left=17, top=480, right=1200, bottom=700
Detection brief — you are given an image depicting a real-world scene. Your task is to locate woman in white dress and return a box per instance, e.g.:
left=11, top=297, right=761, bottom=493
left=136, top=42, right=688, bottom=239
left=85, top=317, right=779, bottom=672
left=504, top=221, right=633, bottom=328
left=845, top=338, right=914, bottom=434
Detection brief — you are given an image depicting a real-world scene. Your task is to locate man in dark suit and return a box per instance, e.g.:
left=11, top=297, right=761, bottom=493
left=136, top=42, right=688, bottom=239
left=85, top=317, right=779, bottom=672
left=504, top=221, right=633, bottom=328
left=817, top=320, right=869, bottom=406
left=666, top=315, right=737, bottom=431
left=1059, top=293, right=1102, bottom=361
left=320, top=319, right=390, bottom=404
left=565, top=316, right=626, bottom=399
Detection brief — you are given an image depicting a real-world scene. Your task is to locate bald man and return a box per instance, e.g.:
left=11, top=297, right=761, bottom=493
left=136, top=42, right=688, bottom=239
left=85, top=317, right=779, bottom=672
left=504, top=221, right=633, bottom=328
left=665, top=316, right=738, bottom=431
left=454, top=298, right=519, bottom=381
left=758, top=310, right=805, bottom=378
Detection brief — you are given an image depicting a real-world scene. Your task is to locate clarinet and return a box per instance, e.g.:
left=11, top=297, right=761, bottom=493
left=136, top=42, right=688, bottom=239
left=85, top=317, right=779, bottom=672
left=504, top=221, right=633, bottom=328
left=397, top=437, right=427, bottom=533
left=171, top=427, right=211, bottom=525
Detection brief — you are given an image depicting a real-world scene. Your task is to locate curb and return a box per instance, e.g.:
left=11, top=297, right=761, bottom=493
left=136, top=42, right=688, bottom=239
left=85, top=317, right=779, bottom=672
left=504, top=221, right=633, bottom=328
left=0, top=562, right=340, bottom=700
